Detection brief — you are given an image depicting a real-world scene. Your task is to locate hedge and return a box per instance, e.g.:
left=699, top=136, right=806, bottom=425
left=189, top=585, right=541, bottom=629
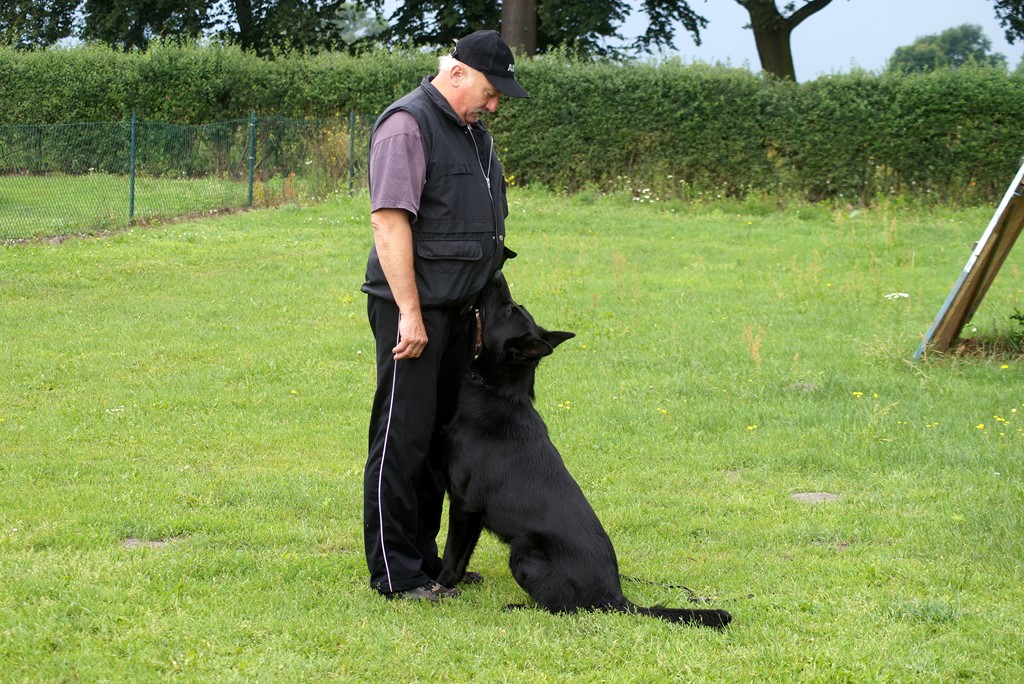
left=3, top=42, right=1024, bottom=204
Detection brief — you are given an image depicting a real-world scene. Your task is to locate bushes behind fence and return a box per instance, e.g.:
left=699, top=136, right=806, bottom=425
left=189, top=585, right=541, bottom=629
left=3, top=43, right=1024, bottom=204
left=0, top=42, right=433, bottom=125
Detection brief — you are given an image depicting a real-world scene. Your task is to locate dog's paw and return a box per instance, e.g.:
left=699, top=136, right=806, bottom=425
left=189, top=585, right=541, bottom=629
left=462, top=571, right=485, bottom=585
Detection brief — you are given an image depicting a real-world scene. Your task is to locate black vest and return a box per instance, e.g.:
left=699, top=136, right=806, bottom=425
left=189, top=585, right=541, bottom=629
left=362, top=77, right=508, bottom=310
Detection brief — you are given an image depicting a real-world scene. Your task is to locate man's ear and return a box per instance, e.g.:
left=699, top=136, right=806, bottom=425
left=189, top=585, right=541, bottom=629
left=543, top=330, right=575, bottom=350
left=449, top=62, right=466, bottom=86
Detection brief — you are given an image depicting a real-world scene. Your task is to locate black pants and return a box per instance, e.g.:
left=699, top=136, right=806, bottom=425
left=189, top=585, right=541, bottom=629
left=363, top=296, right=475, bottom=594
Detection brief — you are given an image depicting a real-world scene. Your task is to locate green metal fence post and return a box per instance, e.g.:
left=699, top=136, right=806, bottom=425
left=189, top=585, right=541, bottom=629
left=349, top=110, right=356, bottom=196
left=35, top=126, right=43, bottom=174
left=129, top=112, right=137, bottom=222
left=247, top=111, right=256, bottom=207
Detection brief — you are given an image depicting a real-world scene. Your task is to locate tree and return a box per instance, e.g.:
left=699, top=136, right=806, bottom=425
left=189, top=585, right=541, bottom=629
left=373, top=0, right=837, bottom=78
left=0, top=0, right=78, bottom=48
left=6, top=0, right=1022, bottom=82
left=731, top=0, right=835, bottom=80
left=333, top=2, right=386, bottom=43
left=501, top=0, right=536, bottom=54
left=1, top=0, right=377, bottom=53
left=994, top=0, right=1024, bottom=43
left=371, top=0, right=498, bottom=54
left=211, top=0, right=354, bottom=55
left=887, top=24, right=1007, bottom=73
left=88, top=0, right=356, bottom=54
left=368, top=0, right=706, bottom=58
left=80, top=0, right=211, bottom=50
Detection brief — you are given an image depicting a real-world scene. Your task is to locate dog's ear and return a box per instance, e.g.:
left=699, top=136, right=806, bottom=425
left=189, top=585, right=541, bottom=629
left=501, top=246, right=518, bottom=267
left=507, top=330, right=574, bottom=361
left=507, top=334, right=555, bottom=361
left=543, top=330, right=575, bottom=350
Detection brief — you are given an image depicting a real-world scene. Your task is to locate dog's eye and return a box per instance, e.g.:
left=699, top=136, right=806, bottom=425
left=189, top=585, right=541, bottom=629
left=505, top=305, right=514, bottom=317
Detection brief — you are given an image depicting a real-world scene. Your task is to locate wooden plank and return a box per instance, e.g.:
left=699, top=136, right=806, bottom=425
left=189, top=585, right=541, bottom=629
left=914, top=160, right=1024, bottom=359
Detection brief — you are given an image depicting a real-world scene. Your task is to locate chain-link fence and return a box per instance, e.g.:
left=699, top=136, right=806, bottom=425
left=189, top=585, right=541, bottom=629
left=0, top=113, right=371, bottom=240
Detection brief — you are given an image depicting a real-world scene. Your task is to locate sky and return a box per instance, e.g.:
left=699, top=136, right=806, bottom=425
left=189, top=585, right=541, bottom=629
left=620, top=0, right=1023, bottom=78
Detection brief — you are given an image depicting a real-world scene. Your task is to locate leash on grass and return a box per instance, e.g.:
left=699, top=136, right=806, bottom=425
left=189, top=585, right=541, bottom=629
left=620, top=574, right=754, bottom=604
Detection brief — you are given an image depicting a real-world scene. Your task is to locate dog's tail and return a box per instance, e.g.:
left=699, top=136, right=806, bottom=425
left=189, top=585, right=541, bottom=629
left=635, top=605, right=732, bottom=628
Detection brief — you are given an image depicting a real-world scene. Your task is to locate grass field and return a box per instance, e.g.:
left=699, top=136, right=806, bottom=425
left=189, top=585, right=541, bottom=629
left=1, top=190, right=1022, bottom=681
left=1, top=173, right=333, bottom=241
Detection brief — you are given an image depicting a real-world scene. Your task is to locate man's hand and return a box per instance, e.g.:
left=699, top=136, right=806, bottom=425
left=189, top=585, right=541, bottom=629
left=394, top=310, right=428, bottom=360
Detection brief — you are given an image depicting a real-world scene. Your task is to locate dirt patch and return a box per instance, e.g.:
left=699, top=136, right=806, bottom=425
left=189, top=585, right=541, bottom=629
left=121, top=536, right=182, bottom=549
left=791, top=492, right=840, bottom=504
left=785, top=382, right=821, bottom=393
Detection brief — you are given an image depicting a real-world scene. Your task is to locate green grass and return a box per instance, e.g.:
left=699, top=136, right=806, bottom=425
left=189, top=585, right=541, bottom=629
left=1, top=190, right=1023, bottom=681
left=1, top=173, right=332, bottom=240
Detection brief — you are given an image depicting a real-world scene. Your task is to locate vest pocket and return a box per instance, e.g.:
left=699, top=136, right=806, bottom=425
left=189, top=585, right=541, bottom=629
left=416, top=239, right=483, bottom=271
left=444, top=163, right=472, bottom=176
left=413, top=237, right=492, bottom=306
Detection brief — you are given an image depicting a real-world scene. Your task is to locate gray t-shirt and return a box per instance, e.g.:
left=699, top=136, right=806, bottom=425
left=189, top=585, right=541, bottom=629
left=369, top=111, right=427, bottom=220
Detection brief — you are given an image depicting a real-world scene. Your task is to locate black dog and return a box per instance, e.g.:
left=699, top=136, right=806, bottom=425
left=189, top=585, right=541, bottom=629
left=437, top=270, right=731, bottom=628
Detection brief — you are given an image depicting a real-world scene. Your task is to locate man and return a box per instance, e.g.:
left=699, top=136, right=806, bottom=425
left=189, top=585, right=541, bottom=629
left=361, top=30, right=530, bottom=601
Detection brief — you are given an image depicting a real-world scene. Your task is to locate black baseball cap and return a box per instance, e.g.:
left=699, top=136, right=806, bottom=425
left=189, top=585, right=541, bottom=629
left=452, top=30, right=530, bottom=99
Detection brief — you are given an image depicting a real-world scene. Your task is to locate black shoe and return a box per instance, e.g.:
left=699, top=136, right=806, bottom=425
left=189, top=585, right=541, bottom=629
left=386, top=581, right=460, bottom=602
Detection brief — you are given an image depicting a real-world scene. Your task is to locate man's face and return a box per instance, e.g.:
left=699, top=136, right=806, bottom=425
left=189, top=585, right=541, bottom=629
left=456, top=67, right=501, bottom=125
